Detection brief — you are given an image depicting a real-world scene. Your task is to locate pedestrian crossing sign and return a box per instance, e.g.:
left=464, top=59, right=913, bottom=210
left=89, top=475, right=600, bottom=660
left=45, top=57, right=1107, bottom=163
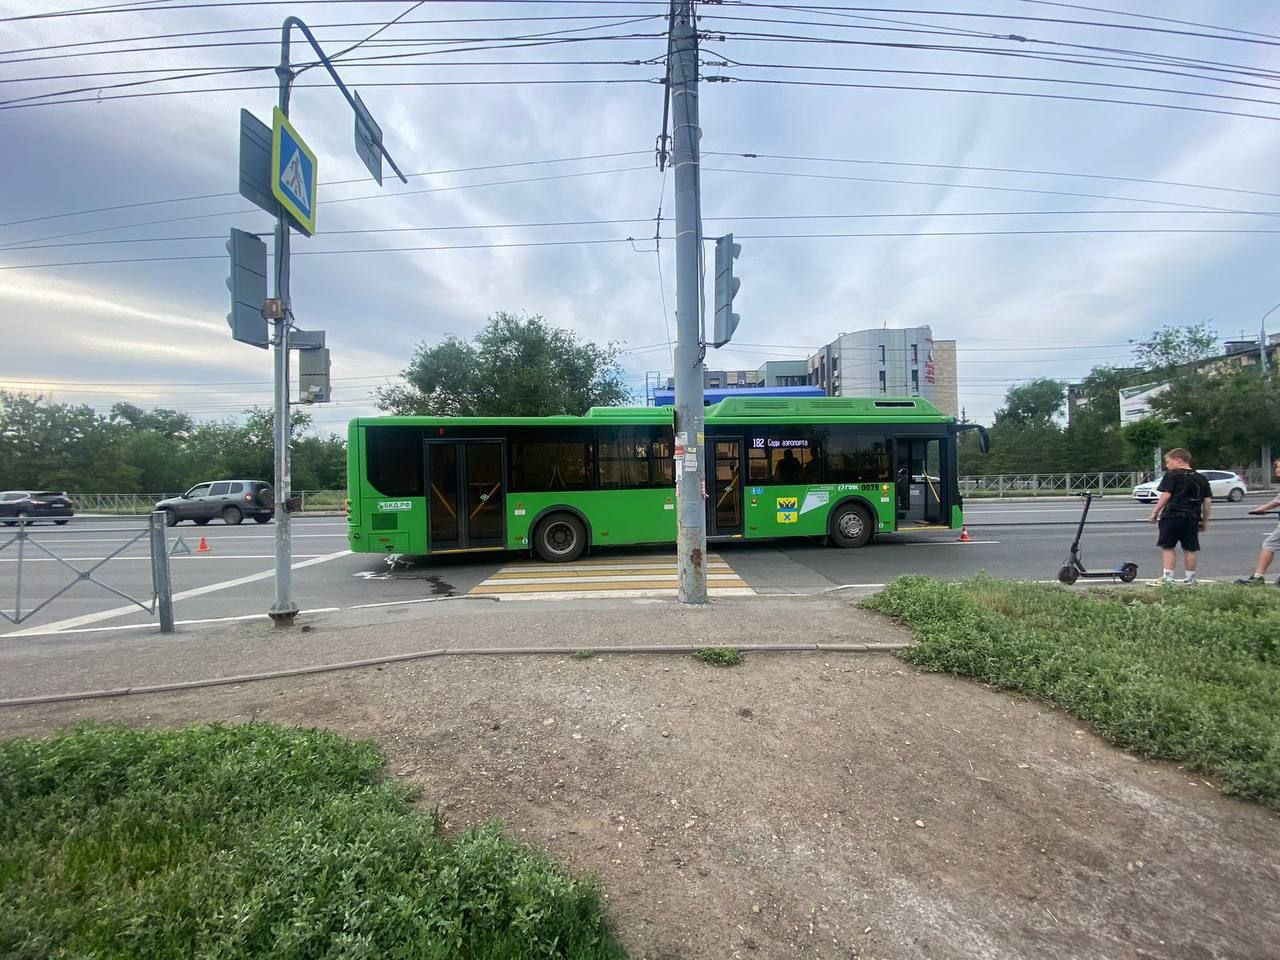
left=271, top=107, right=318, bottom=236
left=776, top=496, right=798, bottom=524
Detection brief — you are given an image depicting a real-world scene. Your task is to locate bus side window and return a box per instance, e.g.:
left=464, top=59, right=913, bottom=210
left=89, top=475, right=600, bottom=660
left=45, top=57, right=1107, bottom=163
left=509, top=428, right=594, bottom=492
left=366, top=426, right=424, bottom=496
left=824, top=428, right=891, bottom=484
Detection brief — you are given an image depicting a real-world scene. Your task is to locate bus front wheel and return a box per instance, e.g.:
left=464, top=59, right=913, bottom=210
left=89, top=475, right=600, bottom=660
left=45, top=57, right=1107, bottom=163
left=830, top=503, right=873, bottom=549
left=534, top=513, right=587, bottom=563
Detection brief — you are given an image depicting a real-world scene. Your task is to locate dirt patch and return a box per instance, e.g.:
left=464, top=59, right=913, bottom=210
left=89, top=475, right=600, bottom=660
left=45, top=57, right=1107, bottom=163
left=3, top=641, right=1277, bottom=959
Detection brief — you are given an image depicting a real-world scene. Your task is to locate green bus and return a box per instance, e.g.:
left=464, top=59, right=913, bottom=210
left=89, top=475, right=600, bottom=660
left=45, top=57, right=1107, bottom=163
left=346, top=396, right=986, bottom=562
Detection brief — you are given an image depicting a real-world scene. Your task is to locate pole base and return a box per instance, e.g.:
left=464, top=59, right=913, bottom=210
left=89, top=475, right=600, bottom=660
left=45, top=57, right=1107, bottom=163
left=268, top=604, right=300, bottom=626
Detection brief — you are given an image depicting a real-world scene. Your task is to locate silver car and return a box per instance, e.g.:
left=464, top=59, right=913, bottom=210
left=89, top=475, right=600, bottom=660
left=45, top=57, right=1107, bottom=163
left=1132, top=470, right=1248, bottom=503
left=155, top=480, right=274, bottom=526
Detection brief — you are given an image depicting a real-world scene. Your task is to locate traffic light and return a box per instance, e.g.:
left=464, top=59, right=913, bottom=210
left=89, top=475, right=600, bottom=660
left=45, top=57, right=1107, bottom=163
left=712, top=233, right=741, bottom=348
left=226, top=228, right=269, bottom=348
left=298, top=346, right=331, bottom=403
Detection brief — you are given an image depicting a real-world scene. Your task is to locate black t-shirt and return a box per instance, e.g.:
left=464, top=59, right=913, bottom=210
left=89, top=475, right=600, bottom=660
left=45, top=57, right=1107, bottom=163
left=1157, top=469, right=1212, bottom=518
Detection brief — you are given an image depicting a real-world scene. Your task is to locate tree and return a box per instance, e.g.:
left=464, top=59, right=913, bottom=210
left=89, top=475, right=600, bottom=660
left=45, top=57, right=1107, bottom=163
left=377, top=312, right=632, bottom=417
left=993, top=379, right=1065, bottom=429
left=1149, top=367, right=1280, bottom=469
left=1133, top=321, right=1218, bottom=373
left=1121, top=417, right=1165, bottom=472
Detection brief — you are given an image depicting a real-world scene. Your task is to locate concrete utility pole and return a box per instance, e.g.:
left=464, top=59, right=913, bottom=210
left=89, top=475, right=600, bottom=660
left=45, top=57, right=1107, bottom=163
left=669, top=1, right=707, bottom=603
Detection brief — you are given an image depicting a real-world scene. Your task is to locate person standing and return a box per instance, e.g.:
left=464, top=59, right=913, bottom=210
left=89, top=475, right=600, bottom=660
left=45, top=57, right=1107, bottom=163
left=1235, top=457, right=1280, bottom=586
left=1147, top=448, right=1212, bottom=584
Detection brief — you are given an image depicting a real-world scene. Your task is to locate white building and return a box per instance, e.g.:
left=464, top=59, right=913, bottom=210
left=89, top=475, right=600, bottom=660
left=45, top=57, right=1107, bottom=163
left=807, top=326, right=959, bottom=417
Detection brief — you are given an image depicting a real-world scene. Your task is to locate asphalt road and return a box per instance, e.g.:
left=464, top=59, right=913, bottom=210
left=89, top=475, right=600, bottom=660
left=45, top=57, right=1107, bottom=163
left=2, top=496, right=1276, bottom=637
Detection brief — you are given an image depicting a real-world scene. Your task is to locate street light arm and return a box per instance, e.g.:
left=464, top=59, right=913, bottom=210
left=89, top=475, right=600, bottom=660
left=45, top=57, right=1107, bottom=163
left=280, top=16, right=409, bottom=184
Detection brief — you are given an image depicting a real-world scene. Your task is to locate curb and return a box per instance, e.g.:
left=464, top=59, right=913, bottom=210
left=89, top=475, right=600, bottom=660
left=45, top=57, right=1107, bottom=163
left=0, top=642, right=910, bottom=708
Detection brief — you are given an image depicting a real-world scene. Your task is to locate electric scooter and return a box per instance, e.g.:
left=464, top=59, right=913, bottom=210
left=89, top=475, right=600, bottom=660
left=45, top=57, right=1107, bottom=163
left=1057, top=492, right=1139, bottom=585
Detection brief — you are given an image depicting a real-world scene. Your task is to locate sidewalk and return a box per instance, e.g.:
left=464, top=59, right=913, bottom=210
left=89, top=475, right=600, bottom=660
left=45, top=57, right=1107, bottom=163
left=2, top=594, right=1277, bottom=960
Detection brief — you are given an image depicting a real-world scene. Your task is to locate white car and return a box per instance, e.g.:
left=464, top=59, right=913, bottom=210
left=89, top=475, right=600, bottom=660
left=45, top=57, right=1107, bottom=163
left=1132, top=470, right=1248, bottom=503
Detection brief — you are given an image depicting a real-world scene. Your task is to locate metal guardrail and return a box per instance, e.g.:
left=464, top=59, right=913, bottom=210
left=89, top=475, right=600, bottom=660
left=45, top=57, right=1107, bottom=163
left=960, top=471, right=1275, bottom=497
left=68, top=490, right=347, bottom=514
left=960, top=473, right=1143, bottom=497
left=0, top=513, right=173, bottom=631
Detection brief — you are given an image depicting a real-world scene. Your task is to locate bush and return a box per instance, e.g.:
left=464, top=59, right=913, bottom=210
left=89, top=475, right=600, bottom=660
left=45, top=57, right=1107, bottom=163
left=0, top=723, right=625, bottom=960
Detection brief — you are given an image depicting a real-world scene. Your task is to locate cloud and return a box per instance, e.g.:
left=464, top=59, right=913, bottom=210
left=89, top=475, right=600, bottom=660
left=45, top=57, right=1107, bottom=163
left=1, top=0, right=1278, bottom=426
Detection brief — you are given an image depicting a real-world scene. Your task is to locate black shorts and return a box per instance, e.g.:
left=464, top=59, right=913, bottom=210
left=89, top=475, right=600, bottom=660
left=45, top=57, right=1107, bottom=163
left=1157, top=515, right=1201, bottom=551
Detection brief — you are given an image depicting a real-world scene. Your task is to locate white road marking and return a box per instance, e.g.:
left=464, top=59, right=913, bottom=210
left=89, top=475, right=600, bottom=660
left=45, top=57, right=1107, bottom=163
left=17, top=533, right=348, bottom=544
left=3, top=549, right=353, bottom=637
left=0, top=554, right=327, bottom=563
left=6, top=608, right=344, bottom=637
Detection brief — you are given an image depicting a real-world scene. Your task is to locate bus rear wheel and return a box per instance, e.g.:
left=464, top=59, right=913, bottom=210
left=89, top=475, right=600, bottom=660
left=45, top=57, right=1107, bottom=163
left=830, top=503, right=873, bottom=549
left=534, top=512, right=586, bottom=563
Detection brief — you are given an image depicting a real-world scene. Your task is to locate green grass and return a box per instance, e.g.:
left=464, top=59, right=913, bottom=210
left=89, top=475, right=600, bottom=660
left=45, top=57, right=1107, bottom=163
left=864, top=577, right=1280, bottom=809
left=693, top=647, right=744, bottom=667
left=572, top=650, right=595, bottom=660
left=0, top=724, right=626, bottom=960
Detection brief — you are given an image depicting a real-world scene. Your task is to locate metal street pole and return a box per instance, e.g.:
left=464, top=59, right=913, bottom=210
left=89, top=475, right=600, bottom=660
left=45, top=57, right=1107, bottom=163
left=669, top=2, right=707, bottom=603
left=270, top=41, right=297, bottom=625
left=1260, top=302, right=1277, bottom=491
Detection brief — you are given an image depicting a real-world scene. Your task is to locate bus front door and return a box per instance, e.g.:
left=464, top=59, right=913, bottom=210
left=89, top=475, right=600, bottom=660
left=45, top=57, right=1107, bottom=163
left=708, top=437, right=743, bottom=537
left=425, top=440, right=506, bottom=550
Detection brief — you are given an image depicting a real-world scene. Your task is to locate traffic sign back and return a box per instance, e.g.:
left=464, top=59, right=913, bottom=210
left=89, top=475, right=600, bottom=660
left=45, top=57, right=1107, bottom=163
left=271, top=107, right=318, bottom=236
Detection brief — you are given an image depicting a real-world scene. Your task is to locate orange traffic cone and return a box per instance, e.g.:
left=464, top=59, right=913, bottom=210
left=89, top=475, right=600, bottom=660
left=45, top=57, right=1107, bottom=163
left=958, top=525, right=971, bottom=543
left=196, top=536, right=211, bottom=554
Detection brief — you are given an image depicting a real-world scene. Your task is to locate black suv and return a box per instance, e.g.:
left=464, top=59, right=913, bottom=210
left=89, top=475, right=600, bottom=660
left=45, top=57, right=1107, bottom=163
left=1, top=491, right=75, bottom=525
left=155, top=481, right=274, bottom=526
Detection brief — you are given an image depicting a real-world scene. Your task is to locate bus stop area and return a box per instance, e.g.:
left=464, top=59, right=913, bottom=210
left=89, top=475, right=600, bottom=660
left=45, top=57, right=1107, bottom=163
left=2, top=587, right=1276, bottom=960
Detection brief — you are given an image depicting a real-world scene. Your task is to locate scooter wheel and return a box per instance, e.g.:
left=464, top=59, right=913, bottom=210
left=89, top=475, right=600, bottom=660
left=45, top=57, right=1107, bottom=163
left=1057, top=565, right=1079, bottom=585
left=1118, top=562, right=1139, bottom=584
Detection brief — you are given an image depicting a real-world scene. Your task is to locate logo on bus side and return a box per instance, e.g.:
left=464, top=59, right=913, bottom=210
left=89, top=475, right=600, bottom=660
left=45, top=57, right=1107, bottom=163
left=377, top=500, right=412, bottom=512
left=776, top=496, right=799, bottom=524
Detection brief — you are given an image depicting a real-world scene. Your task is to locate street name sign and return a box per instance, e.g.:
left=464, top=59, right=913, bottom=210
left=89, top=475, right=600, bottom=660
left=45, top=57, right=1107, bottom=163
left=353, top=91, right=384, bottom=187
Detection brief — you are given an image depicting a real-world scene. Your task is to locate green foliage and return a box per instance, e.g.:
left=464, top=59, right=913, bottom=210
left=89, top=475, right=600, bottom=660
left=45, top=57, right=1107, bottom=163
left=958, top=320, right=1275, bottom=475
left=1122, top=417, right=1166, bottom=469
left=1134, top=321, right=1219, bottom=373
left=993, top=378, right=1065, bottom=429
left=693, top=646, right=744, bottom=667
left=864, top=577, right=1280, bottom=808
left=0, top=392, right=346, bottom=494
left=0, top=724, right=626, bottom=960
left=377, top=312, right=632, bottom=417
left=1149, top=367, right=1280, bottom=469
left=572, top=649, right=596, bottom=660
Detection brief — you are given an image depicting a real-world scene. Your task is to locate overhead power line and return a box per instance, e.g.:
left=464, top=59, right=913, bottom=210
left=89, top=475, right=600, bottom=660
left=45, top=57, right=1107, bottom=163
left=738, top=3, right=1280, bottom=49
left=11, top=208, right=1280, bottom=253
left=705, top=56, right=1280, bottom=109
left=711, top=75, right=1280, bottom=124
left=0, top=75, right=659, bottom=112
left=700, top=166, right=1280, bottom=217
left=0, top=151, right=651, bottom=230
left=8, top=227, right=1280, bottom=272
left=0, top=165, right=656, bottom=249
left=0, top=12, right=677, bottom=58
left=1, top=0, right=674, bottom=23
left=705, top=151, right=1280, bottom=203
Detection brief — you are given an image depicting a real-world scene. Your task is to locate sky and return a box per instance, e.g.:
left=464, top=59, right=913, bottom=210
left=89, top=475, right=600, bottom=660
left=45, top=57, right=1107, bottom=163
left=2, top=0, right=1280, bottom=434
